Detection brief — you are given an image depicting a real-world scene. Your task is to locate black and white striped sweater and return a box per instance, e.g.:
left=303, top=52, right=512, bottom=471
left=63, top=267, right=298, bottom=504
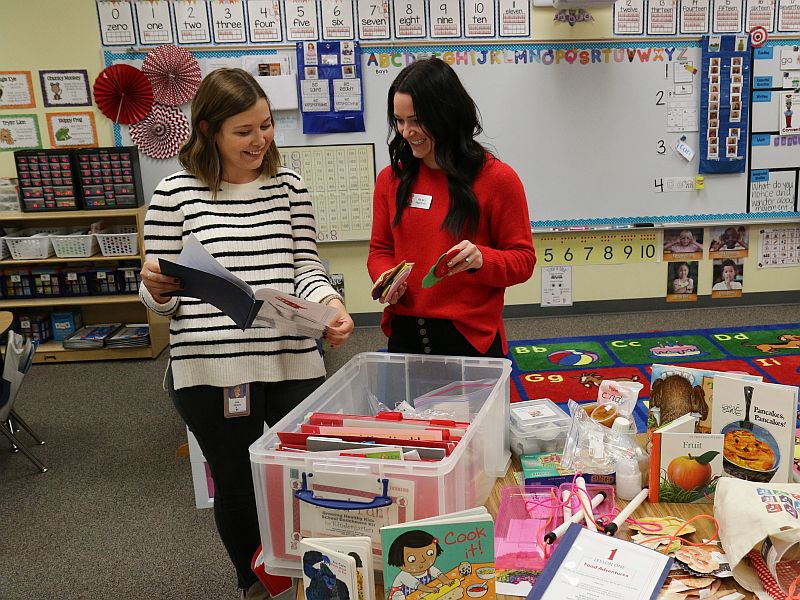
left=139, top=168, right=341, bottom=390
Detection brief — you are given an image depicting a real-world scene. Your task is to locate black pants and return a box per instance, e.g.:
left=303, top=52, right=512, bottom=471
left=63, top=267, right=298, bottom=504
left=168, top=369, right=324, bottom=589
left=388, top=316, right=504, bottom=358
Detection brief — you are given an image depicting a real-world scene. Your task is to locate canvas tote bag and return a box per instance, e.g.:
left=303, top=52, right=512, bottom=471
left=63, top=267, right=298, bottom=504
left=715, top=478, right=800, bottom=597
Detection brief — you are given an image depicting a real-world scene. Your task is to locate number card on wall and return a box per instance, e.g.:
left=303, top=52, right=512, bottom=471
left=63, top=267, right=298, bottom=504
left=247, top=0, right=283, bottom=42
left=211, top=0, right=247, bottom=43
left=174, top=0, right=212, bottom=44
left=536, top=231, right=661, bottom=265
left=96, top=0, right=137, bottom=46
left=280, top=144, right=375, bottom=242
left=134, top=0, right=174, bottom=45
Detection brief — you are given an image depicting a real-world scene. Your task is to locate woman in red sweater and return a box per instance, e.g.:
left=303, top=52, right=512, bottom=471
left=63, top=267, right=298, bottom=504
left=368, top=58, right=536, bottom=358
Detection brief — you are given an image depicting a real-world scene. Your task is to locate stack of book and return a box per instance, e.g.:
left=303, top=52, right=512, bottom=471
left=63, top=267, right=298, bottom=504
left=105, top=324, right=150, bottom=348
left=63, top=323, right=122, bottom=349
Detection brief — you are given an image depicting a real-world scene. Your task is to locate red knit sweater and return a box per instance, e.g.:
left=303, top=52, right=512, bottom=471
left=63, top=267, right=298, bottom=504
left=367, top=156, right=536, bottom=354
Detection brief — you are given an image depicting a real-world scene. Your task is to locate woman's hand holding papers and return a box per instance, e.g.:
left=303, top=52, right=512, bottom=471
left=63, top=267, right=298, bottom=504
left=323, top=298, right=354, bottom=349
left=141, top=259, right=182, bottom=304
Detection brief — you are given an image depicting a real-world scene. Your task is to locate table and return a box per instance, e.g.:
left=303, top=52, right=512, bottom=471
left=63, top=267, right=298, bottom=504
left=486, top=459, right=753, bottom=599
left=298, top=459, right=755, bottom=600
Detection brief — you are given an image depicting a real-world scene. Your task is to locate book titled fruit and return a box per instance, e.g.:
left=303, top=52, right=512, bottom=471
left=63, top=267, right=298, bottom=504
left=649, top=413, right=724, bottom=503
left=380, top=508, right=496, bottom=600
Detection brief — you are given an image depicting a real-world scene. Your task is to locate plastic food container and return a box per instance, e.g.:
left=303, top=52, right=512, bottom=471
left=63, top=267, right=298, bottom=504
left=249, top=352, right=512, bottom=577
left=509, top=398, right=571, bottom=456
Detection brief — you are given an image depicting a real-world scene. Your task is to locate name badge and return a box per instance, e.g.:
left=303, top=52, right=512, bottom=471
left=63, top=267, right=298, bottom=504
left=409, top=193, right=432, bottom=209
left=223, top=383, right=250, bottom=418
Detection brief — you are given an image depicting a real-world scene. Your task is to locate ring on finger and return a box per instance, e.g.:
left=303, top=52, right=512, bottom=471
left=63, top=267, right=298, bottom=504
left=465, top=256, right=471, bottom=264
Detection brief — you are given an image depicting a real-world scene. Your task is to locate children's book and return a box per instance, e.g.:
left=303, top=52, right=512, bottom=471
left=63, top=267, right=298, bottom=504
left=793, top=428, right=800, bottom=482
left=648, top=414, right=724, bottom=503
left=520, top=451, right=615, bottom=487
left=711, top=375, right=799, bottom=485
left=648, top=364, right=762, bottom=433
left=159, top=234, right=338, bottom=335
left=62, top=323, right=122, bottom=349
left=299, top=536, right=374, bottom=600
left=380, top=508, right=496, bottom=600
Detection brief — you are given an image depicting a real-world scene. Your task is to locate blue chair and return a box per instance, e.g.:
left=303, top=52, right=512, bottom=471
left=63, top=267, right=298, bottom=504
left=0, top=329, right=46, bottom=473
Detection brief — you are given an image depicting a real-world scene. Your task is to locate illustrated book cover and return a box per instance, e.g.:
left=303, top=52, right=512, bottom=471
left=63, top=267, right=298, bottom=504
left=648, top=414, right=724, bottom=503
left=711, top=375, right=798, bottom=485
left=380, top=508, right=496, bottom=600
left=299, top=536, right=374, bottom=600
left=648, top=363, right=762, bottom=433
left=158, top=233, right=338, bottom=335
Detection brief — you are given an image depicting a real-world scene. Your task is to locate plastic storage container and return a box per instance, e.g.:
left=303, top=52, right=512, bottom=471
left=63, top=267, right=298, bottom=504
left=249, top=352, right=512, bottom=577
left=509, top=399, right=571, bottom=456
left=95, top=225, right=138, bottom=256
left=494, top=483, right=615, bottom=572
left=50, top=228, right=99, bottom=258
left=5, top=228, right=65, bottom=259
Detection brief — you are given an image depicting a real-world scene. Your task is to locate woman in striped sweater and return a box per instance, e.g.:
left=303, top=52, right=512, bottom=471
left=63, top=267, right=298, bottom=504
left=139, top=69, right=353, bottom=600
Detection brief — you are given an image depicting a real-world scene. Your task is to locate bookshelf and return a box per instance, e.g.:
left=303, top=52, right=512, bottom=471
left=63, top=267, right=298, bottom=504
left=0, top=206, right=168, bottom=363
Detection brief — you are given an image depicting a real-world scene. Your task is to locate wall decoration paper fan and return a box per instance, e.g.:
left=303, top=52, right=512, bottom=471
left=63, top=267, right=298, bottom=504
left=93, top=64, right=154, bottom=125
left=129, top=104, right=190, bottom=160
left=142, top=44, right=202, bottom=106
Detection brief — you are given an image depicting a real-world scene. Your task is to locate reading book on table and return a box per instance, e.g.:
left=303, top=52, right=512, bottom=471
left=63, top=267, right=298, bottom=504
left=158, top=234, right=338, bottom=335
left=299, top=536, right=374, bottom=600
left=380, top=507, right=496, bottom=600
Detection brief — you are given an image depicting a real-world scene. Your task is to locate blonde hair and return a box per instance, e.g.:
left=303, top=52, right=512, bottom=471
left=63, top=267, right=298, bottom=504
left=179, top=68, right=281, bottom=197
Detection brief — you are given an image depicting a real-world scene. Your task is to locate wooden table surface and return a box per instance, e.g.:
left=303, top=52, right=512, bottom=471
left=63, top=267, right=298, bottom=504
left=487, top=458, right=753, bottom=600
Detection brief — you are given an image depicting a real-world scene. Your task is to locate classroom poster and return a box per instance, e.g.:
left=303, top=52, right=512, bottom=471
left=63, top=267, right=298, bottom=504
left=39, top=70, right=91, bottom=107
left=0, top=71, right=35, bottom=109
left=46, top=112, right=98, bottom=148
left=666, top=260, right=699, bottom=302
left=711, top=258, right=744, bottom=297
left=0, top=115, right=41, bottom=151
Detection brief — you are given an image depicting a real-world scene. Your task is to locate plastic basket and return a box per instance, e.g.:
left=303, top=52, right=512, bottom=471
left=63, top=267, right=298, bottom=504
left=51, top=229, right=99, bottom=258
left=95, top=225, right=138, bottom=257
left=5, top=228, right=65, bottom=260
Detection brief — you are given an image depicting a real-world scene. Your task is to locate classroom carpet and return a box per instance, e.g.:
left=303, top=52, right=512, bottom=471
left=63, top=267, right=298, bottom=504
left=507, top=322, right=800, bottom=431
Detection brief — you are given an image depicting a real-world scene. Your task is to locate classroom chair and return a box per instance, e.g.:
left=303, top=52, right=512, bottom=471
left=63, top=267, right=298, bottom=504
left=0, top=329, right=46, bottom=473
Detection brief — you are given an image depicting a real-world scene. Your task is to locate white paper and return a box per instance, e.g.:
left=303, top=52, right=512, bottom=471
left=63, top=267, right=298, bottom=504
left=393, top=0, right=426, bottom=37
left=430, top=0, right=462, bottom=37
left=301, top=78, right=331, bottom=112
left=357, top=0, right=390, bottom=38
left=210, top=0, right=247, bottom=43
left=541, top=265, right=572, bottom=306
left=539, top=527, right=671, bottom=599
left=134, top=0, right=173, bottom=45
left=464, top=0, right=496, bottom=36
left=247, top=0, right=283, bottom=42
left=321, top=0, right=355, bottom=38
left=499, top=0, right=530, bottom=36
left=285, top=0, right=319, bottom=39
left=96, top=0, right=136, bottom=45
left=174, top=0, right=212, bottom=44
left=333, top=78, right=362, bottom=111
left=0, top=115, right=40, bottom=150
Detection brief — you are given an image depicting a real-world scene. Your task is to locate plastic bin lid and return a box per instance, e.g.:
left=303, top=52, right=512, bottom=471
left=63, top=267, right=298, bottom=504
left=509, top=399, right=570, bottom=436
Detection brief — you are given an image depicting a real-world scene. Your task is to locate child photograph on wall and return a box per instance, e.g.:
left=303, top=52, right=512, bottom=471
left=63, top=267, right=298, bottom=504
left=709, top=225, right=749, bottom=259
left=666, top=261, right=699, bottom=302
left=663, top=228, right=704, bottom=260
left=711, top=258, right=744, bottom=298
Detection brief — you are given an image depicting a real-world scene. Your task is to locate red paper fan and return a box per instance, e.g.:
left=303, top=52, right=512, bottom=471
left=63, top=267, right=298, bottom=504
left=93, top=64, right=154, bottom=125
left=129, top=104, right=190, bottom=160
left=142, top=45, right=201, bottom=106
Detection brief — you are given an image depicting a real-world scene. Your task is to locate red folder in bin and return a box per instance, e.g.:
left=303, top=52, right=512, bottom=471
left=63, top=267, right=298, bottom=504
left=251, top=545, right=292, bottom=594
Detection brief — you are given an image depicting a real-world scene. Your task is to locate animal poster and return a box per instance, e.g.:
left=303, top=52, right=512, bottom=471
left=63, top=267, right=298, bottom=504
left=46, top=112, right=98, bottom=148
left=39, top=70, right=91, bottom=107
left=0, top=114, right=41, bottom=151
left=0, top=71, right=35, bottom=109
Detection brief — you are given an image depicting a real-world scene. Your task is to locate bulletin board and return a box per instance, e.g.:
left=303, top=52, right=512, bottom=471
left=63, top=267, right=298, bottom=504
left=106, top=38, right=800, bottom=233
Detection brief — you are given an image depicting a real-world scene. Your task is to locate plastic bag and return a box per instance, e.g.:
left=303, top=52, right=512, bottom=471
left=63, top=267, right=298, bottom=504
left=560, top=399, right=638, bottom=474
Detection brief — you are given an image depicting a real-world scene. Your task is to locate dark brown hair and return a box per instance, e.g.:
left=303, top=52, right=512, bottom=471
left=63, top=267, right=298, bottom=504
left=179, top=68, right=281, bottom=197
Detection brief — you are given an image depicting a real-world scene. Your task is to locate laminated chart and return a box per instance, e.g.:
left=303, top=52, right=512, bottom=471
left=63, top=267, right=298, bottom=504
left=280, top=144, right=375, bottom=242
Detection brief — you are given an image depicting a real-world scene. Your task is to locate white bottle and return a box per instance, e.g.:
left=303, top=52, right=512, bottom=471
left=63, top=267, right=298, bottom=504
left=615, top=456, right=643, bottom=501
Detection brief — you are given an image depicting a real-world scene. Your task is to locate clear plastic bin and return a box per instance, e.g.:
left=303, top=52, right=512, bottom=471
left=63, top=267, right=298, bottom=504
left=249, top=352, right=512, bottom=577
left=509, top=399, right=571, bottom=456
